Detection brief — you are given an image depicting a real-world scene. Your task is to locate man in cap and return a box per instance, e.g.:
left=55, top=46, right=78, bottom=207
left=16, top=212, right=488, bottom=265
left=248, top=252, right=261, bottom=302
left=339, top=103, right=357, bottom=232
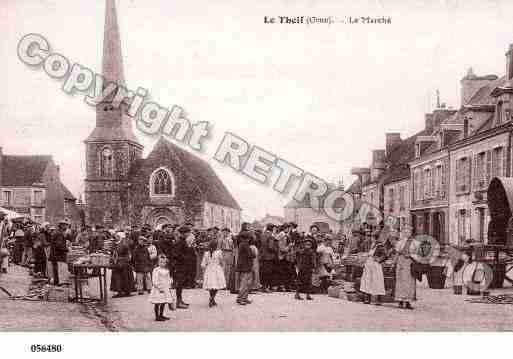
left=173, top=226, right=191, bottom=308
left=236, top=230, right=255, bottom=305
left=295, top=238, right=316, bottom=300
left=48, top=223, right=69, bottom=286
left=259, top=224, right=278, bottom=292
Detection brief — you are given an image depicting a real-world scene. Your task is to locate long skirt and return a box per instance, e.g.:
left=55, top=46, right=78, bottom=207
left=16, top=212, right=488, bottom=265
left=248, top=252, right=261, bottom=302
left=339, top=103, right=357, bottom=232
left=230, top=248, right=239, bottom=292
left=360, top=258, right=385, bottom=296
left=394, top=255, right=416, bottom=301
left=44, top=247, right=53, bottom=279
left=110, top=263, right=134, bottom=294
left=251, top=260, right=261, bottom=290
left=203, top=263, right=227, bottom=290
left=222, top=251, right=234, bottom=287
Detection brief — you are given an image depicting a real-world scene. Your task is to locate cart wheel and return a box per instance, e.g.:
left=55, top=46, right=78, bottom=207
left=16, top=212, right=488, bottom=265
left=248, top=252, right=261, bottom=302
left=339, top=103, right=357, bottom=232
left=505, top=264, right=513, bottom=283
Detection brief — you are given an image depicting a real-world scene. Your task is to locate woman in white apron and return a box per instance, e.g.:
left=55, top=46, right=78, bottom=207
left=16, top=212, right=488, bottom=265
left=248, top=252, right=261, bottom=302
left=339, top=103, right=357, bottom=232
left=360, top=234, right=386, bottom=305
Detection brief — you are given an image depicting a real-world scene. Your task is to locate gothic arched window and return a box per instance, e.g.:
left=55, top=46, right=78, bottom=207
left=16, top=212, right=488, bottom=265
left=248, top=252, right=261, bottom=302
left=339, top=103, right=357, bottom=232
left=150, top=167, right=175, bottom=197
left=100, top=147, right=114, bottom=177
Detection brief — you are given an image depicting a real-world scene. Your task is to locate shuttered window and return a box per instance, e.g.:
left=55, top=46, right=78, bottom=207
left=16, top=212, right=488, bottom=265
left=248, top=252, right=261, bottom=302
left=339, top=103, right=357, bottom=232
left=456, top=157, right=471, bottom=193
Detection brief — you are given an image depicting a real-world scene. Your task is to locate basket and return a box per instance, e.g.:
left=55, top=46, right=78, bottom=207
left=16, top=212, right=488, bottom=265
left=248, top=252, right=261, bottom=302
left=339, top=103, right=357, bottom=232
left=346, top=292, right=362, bottom=302
left=90, top=254, right=111, bottom=267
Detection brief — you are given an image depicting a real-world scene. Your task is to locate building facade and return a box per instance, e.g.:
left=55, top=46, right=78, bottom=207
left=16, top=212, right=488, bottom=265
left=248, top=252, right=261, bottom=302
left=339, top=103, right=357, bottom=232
left=0, top=148, right=77, bottom=224
left=349, top=42, right=513, bottom=247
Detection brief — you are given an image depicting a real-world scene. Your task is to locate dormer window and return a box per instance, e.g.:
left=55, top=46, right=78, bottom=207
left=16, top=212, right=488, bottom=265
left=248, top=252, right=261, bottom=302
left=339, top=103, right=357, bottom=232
left=415, top=143, right=421, bottom=158
left=497, top=101, right=503, bottom=124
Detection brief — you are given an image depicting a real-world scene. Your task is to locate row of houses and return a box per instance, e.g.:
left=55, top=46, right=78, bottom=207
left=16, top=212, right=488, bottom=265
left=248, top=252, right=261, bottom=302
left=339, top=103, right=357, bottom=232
left=0, top=147, right=81, bottom=226
left=347, top=43, right=513, bottom=246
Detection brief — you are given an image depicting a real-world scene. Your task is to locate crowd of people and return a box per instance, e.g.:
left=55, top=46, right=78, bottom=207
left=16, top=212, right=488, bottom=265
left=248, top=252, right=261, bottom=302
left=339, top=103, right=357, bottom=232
left=0, top=216, right=420, bottom=321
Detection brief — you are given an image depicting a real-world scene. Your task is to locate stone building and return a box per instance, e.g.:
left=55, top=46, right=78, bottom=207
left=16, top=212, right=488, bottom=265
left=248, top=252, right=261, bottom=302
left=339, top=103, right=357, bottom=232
left=84, top=0, right=241, bottom=230
left=284, top=198, right=342, bottom=234
left=347, top=42, right=513, bottom=247
left=445, top=47, right=513, bottom=245
left=0, top=147, right=77, bottom=225
left=409, top=108, right=455, bottom=243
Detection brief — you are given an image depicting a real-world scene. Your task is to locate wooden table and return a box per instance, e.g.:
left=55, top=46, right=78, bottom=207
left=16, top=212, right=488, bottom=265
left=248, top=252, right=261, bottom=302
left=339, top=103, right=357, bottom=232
left=71, top=264, right=110, bottom=304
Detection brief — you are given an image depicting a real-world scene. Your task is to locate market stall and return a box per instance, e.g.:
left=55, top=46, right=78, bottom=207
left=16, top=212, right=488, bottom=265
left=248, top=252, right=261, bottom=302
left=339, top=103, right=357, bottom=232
left=68, top=244, right=114, bottom=304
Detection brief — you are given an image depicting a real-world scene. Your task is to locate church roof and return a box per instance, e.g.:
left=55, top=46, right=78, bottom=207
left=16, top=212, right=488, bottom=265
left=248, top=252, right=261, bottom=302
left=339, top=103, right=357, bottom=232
left=129, top=137, right=241, bottom=210
left=0, top=155, right=51, bottom=186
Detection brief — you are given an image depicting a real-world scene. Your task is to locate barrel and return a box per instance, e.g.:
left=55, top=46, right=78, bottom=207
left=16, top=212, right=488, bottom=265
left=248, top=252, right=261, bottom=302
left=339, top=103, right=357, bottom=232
left=427, top=266, right=446, bottom=289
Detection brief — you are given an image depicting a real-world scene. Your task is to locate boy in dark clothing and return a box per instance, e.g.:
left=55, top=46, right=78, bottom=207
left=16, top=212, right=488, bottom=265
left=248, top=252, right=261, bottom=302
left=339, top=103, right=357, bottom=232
left=32, top=237, right=47, bottom=277
left=295, top=239, right=316, bottom=300
left=236, top=231, right=256, bottom=305
left=132, top=236, right=152, bottom=294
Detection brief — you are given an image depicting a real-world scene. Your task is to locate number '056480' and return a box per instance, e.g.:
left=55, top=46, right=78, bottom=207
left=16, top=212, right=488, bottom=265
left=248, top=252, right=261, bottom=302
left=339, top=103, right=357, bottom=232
left=30, top=345, right=62, bottom=353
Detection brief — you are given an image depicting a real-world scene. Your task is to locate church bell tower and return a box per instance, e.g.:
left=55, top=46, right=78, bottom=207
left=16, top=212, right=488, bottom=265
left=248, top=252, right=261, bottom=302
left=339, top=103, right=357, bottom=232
left=84, top=0, right=143, bottom=227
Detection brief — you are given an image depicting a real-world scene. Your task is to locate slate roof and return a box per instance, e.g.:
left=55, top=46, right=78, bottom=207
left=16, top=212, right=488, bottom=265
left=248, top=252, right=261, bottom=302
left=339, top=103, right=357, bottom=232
left=129, top=137, right=241, bottom=210
left=0, top=155, right=51, bottom=186
left=465, top=76, right=506, bottom=107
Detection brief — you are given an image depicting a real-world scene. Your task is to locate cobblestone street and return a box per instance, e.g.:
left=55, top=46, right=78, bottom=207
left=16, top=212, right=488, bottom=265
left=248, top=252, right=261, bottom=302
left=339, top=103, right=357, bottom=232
left=0, top=266, right=118, bottom=331
left=2, top=265, right=513, bottom=331
left=109, top=281, right=513, bottom=331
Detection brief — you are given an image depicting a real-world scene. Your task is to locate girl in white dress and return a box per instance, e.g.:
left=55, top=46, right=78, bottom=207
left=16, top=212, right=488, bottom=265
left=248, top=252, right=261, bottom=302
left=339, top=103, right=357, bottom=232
left=201, top=240, right=226, bottom=307
left=148, top=255, right=176, bottom=321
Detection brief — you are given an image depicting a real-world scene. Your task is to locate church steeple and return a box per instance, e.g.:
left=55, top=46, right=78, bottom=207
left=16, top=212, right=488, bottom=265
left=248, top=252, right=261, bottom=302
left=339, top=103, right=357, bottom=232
left=102, top=0, right=125, bottom=87
left=85, top=0, right=140, bottom=144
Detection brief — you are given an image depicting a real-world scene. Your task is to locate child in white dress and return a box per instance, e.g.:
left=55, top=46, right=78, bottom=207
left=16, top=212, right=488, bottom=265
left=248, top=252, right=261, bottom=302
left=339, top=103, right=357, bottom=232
left=148, top=255, right=176, bottom=321
left=201, top=240, right=226, bottom=307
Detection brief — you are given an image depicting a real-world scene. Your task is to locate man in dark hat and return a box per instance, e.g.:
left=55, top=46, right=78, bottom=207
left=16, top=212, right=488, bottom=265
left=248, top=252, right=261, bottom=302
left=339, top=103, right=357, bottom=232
left=295, top=238, right=316, bottom=300
left=48, top=223, right=69, bottom=285
left=173, top=226, right=191, bottom=308
left=236, top=230, right=255, bottom=305
left=259, top=224, right=277, bottom=292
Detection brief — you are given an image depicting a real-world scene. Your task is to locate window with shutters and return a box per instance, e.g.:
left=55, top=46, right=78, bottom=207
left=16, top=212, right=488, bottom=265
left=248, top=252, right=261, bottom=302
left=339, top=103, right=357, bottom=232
left=424, top=168, right=433, bottom=198
left=474, top=151, right=486, bottom=190
left=399, top=186, right=405, bottom=210
left=388, top=188, right=394, bottom=212
left=414, top=170, right=421, bottom=202
left=492, top=147, right=504, bottom=179
left=434, top=165, right=442, bottom=197
left=456, top=157, right=471, bottom=194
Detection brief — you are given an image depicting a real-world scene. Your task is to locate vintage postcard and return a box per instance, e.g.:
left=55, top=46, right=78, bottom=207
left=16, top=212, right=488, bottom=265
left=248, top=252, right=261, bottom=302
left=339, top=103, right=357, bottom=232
left=2, top=0, right=513, bottom=348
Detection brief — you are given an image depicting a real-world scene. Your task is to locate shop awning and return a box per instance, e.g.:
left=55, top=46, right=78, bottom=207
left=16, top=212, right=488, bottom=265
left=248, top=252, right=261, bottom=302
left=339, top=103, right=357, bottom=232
left=0, top=207, right=27, bottom=221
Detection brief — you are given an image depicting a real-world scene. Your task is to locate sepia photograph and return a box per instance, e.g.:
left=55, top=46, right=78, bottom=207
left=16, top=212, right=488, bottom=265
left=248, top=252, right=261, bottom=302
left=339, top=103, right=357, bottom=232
left=2, top=0, right=513, bottom=350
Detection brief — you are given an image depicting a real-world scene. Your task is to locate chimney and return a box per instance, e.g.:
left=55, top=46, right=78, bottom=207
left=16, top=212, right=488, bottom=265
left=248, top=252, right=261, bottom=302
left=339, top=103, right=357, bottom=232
left=370, top=149, right=386, bottom=182
left=506, top=43, right=513, bottom=80
left=463, top=118, right=469, bottom=138
left=460, top=67, right=499, bottom=106
left=385, top=133, right=401, bottom=156
left=425, top=113, right=434, bottom=133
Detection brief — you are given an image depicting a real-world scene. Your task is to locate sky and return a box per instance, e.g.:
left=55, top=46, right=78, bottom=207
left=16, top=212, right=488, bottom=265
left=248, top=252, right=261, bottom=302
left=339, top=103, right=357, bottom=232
left=1, top=0, right=513, bottom=221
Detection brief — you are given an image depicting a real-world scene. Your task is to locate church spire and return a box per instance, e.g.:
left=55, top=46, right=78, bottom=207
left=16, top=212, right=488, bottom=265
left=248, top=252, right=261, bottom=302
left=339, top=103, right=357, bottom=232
left=102, top=0, right=125, bottom=87
left=86, top=0, right=141, bottom=145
